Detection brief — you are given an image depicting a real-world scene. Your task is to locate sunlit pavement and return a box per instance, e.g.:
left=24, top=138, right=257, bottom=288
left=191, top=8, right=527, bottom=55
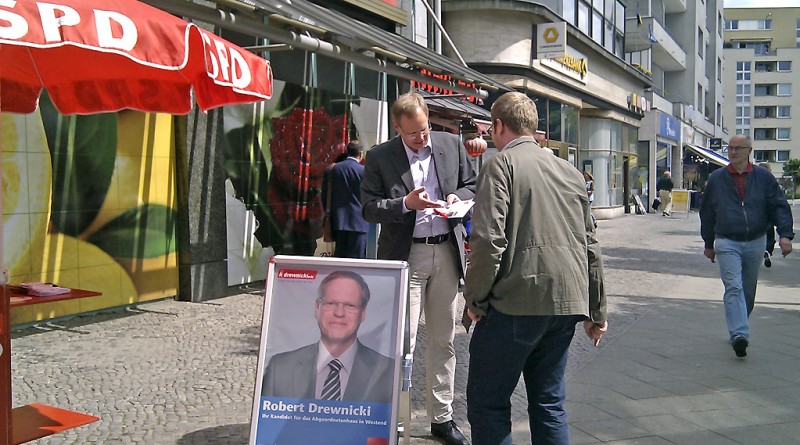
left=11, top=205, right=800, bottom=444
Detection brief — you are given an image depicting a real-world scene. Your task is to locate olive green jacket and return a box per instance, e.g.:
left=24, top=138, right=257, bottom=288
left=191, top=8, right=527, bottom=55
left=463, top=137, right=606, bottom=322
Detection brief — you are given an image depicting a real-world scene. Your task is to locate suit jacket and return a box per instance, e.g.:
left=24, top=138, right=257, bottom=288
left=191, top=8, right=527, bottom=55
left=322, top=158, right=369, bottom=233
left=464, top=137, right=607, bottom=323
left=261, top=341, right=394, bottom=404
left=361, top=132, right=476, bottom=276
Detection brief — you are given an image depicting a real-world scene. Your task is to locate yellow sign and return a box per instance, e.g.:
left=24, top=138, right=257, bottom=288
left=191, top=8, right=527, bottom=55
left=553, top=54, right=588, bottom=77
left=671, top=189, right=690, bottom=216
left=543, top=27, right=559, bottom=43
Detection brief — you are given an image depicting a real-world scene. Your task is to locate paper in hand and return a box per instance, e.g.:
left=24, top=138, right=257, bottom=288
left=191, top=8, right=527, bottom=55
left=433, top=199, right=475, bottom=219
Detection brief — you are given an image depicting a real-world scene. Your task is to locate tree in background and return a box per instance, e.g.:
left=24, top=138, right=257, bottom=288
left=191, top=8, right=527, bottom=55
left=782, top=159, right=800, bottom=199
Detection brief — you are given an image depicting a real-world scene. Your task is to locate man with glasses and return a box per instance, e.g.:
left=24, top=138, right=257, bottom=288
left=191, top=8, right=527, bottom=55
left=261, top=271, right=393, bottom=403
left=700, top=134, right=794, bottom=358
left=362, top=91, right=475, bottom=445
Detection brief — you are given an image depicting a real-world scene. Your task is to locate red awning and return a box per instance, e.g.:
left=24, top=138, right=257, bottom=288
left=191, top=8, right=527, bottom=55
left=0, top=0, right=273, bottom=114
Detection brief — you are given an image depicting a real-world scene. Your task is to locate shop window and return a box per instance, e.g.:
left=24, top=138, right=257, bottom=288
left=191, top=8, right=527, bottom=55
left=562, top=104, right=579, bottom=145
left=548, top=100, right=562, bottom=142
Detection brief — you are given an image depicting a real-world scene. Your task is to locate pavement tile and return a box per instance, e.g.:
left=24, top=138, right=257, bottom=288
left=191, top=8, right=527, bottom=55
left=661, top=430, right=740, bottom=445
left=571, top=418, right=651, bottom=442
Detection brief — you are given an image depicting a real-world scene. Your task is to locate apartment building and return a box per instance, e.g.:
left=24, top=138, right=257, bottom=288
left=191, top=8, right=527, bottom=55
left=626, top=0, right=726, bottom=205
left=442, top=0, right=652, bottom=219
left=722, top=6, right=800, bottom=179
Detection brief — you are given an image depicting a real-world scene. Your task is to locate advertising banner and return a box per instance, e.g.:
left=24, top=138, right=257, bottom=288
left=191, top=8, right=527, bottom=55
left=249, top=256, right=408, bottom=445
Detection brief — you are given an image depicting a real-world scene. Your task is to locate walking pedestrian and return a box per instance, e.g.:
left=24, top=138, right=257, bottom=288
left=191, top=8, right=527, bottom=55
left=657, top=170, right=674, bottom=217
left=361, top=91, right=475, bottom=445
left=700, top=134, right=794, bottom=358
left=463, top=92, right=607, bottom=445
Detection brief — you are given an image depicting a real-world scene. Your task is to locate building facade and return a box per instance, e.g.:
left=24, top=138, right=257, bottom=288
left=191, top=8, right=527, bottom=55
left=626, top=0, right=726, bottom=208
left=443, top=0, right=652, bottom=219
left=723, top=6, right=800, bottom=184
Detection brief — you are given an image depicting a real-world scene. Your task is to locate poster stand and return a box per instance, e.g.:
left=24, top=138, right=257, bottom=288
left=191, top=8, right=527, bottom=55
left=249, top=256, right=408, bottom=445
left=670, top=189, right=692, bottom=219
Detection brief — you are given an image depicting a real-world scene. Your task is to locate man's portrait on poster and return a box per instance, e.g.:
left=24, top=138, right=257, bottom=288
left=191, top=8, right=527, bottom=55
left=261, top=270, right=396, bottom=404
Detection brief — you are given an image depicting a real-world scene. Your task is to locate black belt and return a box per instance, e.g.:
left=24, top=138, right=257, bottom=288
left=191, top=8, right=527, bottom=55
left=412, top=234, right=450, bottom=245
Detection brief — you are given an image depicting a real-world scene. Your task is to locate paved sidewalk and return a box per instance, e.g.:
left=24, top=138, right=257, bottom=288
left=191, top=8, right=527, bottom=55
left=10, top=207, right=799, bottom=444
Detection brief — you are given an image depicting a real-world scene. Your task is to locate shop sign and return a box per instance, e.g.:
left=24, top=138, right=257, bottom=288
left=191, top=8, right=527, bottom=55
left=536, top=22, right=567, bottom=60
left=411, top=69, right=482, bottom=104
left=658, top=112, right=679, bottom=142
left=627, top=93, right=651, bottom=115
left=709, top=138, right=722, bottom=151
left=540, top=46, right=588, bottom=84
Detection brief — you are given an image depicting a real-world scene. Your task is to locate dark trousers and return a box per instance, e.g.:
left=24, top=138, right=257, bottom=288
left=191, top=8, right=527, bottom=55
left=467, top=308, right=584, bottom=445
left=333, top=230, right=367, bottom=259
left=766, top=226, right=776, bottom=255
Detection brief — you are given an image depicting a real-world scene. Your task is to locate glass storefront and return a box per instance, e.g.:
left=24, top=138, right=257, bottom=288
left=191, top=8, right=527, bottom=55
left=580, top=118, right=638, bottom=208
left=530, top=95, right=579, bottom=163
left=222, top=51, right=389, bottom=284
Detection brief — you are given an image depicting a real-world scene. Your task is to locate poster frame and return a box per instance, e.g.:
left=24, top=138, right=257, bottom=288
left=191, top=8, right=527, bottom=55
left=248, top=255, right=408, bottom=445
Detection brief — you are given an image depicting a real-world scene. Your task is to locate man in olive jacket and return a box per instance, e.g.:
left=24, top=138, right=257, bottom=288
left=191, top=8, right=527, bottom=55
left=464, top=92, right=607, bottom=445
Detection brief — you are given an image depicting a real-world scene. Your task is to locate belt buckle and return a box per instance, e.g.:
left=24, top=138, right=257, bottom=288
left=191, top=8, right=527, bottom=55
left=425, top=236, right=435, bottom=245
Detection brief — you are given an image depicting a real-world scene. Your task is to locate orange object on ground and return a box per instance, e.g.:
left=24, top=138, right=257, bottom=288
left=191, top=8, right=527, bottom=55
left=11, top=403, right=99, bottom=444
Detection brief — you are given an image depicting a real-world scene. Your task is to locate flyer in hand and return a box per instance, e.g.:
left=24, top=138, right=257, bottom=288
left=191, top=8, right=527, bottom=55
left=433, top=199, right=475, bottom=219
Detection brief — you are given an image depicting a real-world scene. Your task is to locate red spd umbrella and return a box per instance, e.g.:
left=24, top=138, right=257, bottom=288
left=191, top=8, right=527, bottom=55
left=0, top=0, right=273, bottom=114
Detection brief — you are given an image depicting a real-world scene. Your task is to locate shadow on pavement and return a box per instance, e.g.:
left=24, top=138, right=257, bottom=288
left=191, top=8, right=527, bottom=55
left=177, top=423, right=250, bottom=445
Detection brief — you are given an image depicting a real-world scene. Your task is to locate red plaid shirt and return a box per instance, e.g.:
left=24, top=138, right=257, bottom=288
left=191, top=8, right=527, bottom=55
left=726, top=162, right=753, bottom=201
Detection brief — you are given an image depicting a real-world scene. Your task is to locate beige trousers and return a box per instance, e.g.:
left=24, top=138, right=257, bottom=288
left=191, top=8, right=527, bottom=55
left=407, top=241, right=460, bottom=424
left=659, top=189, right=673, bottom=215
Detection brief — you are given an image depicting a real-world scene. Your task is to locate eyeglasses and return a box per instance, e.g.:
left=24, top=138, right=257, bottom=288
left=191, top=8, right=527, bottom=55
left=399, top=123, right=431, bottom=139
left=727, top=145, right=751, bottom=152
left=318, top=299, right=362, bottom=313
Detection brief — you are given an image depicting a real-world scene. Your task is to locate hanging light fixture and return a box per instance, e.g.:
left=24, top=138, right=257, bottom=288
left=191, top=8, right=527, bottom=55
left=464, top=135, right=488, bottom=157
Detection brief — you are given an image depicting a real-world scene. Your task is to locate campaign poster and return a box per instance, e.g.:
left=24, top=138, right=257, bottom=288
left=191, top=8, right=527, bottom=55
left=249, top=255, right=408, bottom=445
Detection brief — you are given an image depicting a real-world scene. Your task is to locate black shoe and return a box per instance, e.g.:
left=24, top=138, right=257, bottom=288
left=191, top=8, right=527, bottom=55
left=764, top=251, right=772, bottom=268
left=431, top=420, right=470, bottom=445
left=733, top=336, right=748, bottom=358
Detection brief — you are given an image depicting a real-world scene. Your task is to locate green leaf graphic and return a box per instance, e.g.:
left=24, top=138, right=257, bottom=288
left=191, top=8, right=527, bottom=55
left=89, top=204, right=177, bottom=259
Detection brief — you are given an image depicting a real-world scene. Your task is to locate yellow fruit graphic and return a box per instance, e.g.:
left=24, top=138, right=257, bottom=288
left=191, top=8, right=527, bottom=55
left=79, top=110, right=176, bottom=240
left=1, top=112, right=52, bottom=279
left=12, top=232, right=138, bottom=325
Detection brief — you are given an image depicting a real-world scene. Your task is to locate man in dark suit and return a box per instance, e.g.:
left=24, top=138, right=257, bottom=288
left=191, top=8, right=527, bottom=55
left=262, top=271, right=394, bottom=404
left=361, top=92, right=475, bottom=445
left=322, top=141, right=369, bottom=258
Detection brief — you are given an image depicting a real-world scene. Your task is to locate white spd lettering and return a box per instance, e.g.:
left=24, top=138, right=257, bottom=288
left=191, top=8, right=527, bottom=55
left=0, top=0, right=29, bottom=40
left=203, top=32, right=252, bottom=89
left=94, top=9, right=137, bottom=51
left=38, top=2, right=80, bottom=42
left=0, top=1, right=138, bottom=50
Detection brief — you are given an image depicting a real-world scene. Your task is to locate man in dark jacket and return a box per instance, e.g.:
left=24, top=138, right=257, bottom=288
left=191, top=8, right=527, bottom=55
left=656, top=171, right=674, bottom=216
left=700, top=134, right=794, bottom=358
left=322, top=141, right=369, bottom=258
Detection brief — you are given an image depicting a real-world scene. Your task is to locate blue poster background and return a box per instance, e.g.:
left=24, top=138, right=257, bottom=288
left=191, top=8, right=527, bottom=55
left=255, top=396, right=392, bottom=445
